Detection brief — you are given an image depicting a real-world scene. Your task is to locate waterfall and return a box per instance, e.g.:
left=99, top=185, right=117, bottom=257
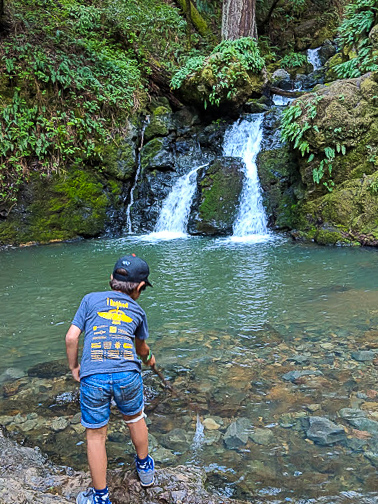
left=272, top=94, right=292, bottom=106
left=223, top=114, right=270, bottom=242
left=307, top=47, right=322, bottom=71
left=148, top=164, right=207, bottom=240
left=126, top=116, right=150, bottom=233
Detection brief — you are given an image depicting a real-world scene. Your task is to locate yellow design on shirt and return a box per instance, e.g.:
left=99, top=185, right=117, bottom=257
left=97, top=309, right=133, bottom=325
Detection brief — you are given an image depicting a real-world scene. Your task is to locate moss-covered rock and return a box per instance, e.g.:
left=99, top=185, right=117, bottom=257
left=276, top=72, right=378, bottom=245
left=0, top=168, right=122, bottom=245
left=99, top=138, right=137, bottom=181
left=140, top=137, right=175, bottom=171
left=144, top=115, right=171, bottom=142
left=188, top=157, right=244, bottom=235
left=257, top=144, right=301, bottom=229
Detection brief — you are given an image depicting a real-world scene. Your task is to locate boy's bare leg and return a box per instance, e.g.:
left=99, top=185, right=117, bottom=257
left=123, top=411, right=149, bottom=459
left=86, top=426, right=108, bottom=489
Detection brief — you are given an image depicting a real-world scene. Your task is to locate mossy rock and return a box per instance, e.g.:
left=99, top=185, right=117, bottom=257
left=177, top=59, right=265, bottom=113
left=288, top=74, right=378, bottom=199
left=140, top=137, right=174, bottom=171
left=144, top=115, right=171, bottom=142
left=294, top=173, right=378, bottom=245
left=190, top=157, right=245, bottom=235
left=325, top=53, right=343, bottom=81
left=98, top=138, right=137, bottom=181
left=0, top=169, right=119, bottom=245
left=257, top=144, right=300, bottom=227
left=369, top=24, right=378, bottom=49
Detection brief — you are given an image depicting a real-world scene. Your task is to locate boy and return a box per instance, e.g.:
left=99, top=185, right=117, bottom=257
left=65, top=254, right=156, bottom=504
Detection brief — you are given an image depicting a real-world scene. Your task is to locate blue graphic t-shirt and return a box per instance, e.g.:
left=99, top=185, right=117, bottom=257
left=72, top=290, right=149, bottom=379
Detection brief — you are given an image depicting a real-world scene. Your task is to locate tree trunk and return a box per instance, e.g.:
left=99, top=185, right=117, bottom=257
left=0, top=0, right=4, bottom=18
left=175, top=0, right=211, bottom=37
left=221, top=0, right=257, bottom=40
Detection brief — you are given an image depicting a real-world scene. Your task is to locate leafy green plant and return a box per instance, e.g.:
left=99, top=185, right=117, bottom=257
left=281, top=94, right=348, bottom=191
left=280, top=51, right=308, bottom=70
left=1, top=0, right=200, bottom=208
left=334, top=0, right=378, bottom=78
left=171, top=37, right=265, bottom=107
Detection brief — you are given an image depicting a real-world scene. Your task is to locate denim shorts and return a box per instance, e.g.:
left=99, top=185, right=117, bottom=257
left=80, top=371, right=144, bottom=429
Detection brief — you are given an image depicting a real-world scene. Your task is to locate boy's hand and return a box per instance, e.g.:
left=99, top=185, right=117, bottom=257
left=148, top=354, right=156, bottom=367
left=71, top=365, right=81, bottom=382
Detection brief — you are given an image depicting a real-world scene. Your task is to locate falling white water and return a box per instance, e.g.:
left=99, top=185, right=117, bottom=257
left=272, top=94, right=292, bottom=106
left=307, top=47, right=322, bottom=71
left=148, top=164, right=207, bottom=240
left=223, top=114, right=270, bottom=242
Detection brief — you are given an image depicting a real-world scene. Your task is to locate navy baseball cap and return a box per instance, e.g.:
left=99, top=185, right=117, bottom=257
left=112, top=254, right=152, bottom=286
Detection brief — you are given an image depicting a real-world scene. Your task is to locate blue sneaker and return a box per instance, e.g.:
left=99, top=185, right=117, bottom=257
left=76, top=488, right=95, bottom=504
left=76, top=488, right=111, bottom=504
left=135, top=455, right=155, bottom=487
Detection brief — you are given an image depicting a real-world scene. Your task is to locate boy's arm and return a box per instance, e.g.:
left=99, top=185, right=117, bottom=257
left=135, top=338, right=155, bottom=367
left=65, top=324, right=82, bottom=382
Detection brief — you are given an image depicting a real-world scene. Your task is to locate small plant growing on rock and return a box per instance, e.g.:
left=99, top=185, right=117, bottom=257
left=281, top=94, right=348, bottom=191
left=170, top=37, right=265, bottom=108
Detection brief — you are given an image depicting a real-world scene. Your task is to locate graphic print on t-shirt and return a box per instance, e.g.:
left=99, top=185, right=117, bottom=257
left=90, top=297, right=135, bottom=362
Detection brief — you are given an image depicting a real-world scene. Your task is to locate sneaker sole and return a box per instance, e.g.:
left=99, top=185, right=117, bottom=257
left=140, top=476, right=155, bottom=488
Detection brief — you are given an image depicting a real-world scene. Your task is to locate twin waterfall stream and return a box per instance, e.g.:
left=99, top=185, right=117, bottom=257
left=142, top=114, right=270, bottom=243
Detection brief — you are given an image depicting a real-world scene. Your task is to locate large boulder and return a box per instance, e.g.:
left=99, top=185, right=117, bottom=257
left=282, top=72, right=378, bottom=245
left=188, top=157, right=245, bottom=235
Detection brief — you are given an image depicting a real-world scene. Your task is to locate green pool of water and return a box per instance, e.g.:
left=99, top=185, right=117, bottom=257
left=1, top=236, right=378, bottom=502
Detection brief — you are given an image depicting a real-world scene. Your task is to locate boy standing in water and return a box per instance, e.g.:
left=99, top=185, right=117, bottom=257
left=65, top=254, right=156, bottom=504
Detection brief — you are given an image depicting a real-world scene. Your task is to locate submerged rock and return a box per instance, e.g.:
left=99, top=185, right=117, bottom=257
left=223, top=417, right=251, bottom=449
left=302, top=416, right=346, bottom=446
left=27, top=360, right=68, bottom=378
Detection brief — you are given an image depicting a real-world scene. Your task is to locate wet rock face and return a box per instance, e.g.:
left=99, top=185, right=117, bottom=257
left=188, top=157, right=245, bottom=236
left=257, top=108, right=301, bottom=230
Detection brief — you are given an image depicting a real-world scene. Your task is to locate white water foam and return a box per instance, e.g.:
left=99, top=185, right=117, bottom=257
left=192, top=414, right=205, bottom=450
left=307, top=47, right=322, bottom=71
left=272, top=94, right=292, bottom=106
left=223, top=114, right=271, bottom=243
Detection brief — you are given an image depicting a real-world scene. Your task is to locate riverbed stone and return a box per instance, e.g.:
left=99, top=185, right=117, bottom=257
left=282, top=369, right=323, bottom=382
left=27, top=360, right=68, bottom=378
left=250, top=428, right=274, bottom=446
left=161, top=428, right=192, bottom=453
left=345, top=418, right=378, bottom=436
left=351, top=350, right=376, bottom=362
left=0, top=368, right=26, bottom=384
left=51, top=417, right=69, bottom=432
left=339, top=408, right=367, bottom=421
left=302, top=416, right=346, bottom=446
left=202, top=417, right=221, bottom=430
left=223, top=417, right=251, bottom=449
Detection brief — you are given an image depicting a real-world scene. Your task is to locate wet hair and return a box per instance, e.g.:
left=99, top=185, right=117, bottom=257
left=110, top=268, right=140, bottom=294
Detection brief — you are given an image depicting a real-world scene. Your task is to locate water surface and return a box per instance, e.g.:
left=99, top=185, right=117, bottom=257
left=1, top=236, right=378, bottom=502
